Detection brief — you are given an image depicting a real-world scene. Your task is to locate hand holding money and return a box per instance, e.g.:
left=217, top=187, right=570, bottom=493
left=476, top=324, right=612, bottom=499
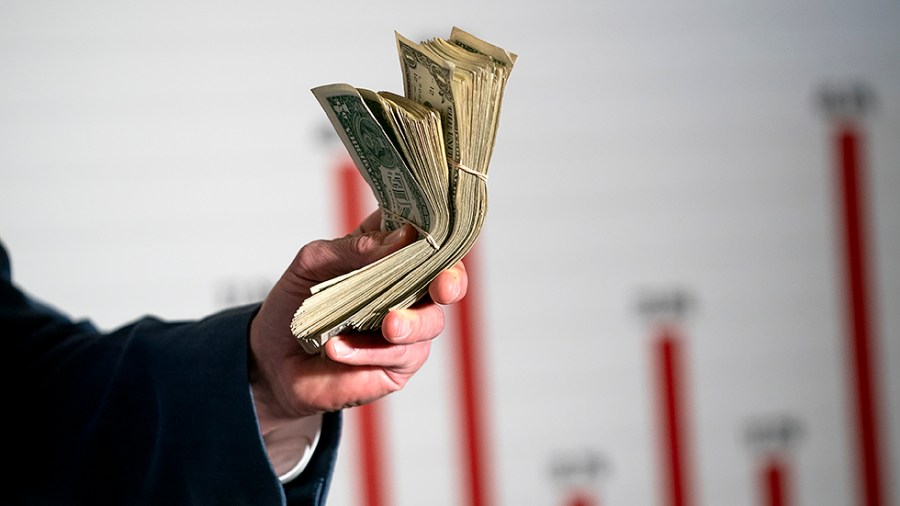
left=291, top=27, right=516, bottom=353
left=250, top=213, right=468, bottom=426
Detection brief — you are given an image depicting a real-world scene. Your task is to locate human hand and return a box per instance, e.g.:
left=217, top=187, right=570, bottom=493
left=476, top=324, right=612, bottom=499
left=248, top=210, right=468, bottom=430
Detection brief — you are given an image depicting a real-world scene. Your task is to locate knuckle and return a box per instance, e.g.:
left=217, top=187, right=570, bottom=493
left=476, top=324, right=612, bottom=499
left=295, top=240, right=329, bottom=272
left=348, top=234, right=380, bottom=255
left=431, top=306, right=446, bottom=333
left=404, top=341, right=431, bottom=371
left=392, top=343, right=412, bottom=364
left=385, top=378, right=404, bottom=394
left=419, top=305, right=445, bottom=339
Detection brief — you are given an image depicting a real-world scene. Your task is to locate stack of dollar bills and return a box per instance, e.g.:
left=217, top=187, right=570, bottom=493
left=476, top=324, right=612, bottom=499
left=291, top=27, right=517, bottom=354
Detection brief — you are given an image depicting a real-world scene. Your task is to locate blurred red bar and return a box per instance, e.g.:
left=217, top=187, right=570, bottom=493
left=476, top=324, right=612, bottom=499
left=454, top=246, right=493, bottom=506
left=760, top=455, right=789, bottom=506
left=337, top=159, right=365, bottom=235
left=834, top=123, right=885, bottom=506
left=336, top=158, right=390, bottom=506
left=566, top=491, right=598, bottom=506
left=654, top=326, right=693, bottom=506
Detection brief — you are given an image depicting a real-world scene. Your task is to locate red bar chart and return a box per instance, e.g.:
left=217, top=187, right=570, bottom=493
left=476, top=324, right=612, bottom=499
left=745, top=415, right=801, bottom=506
left=566, top=491, right=599, bottom=506
left=334, top=158, right=390, bottom=506
left=819, top=81, right=888, bottom=506
left=759, top=454, right=790, bottom=506
left=653, top=326, right=693, bottom=506
left=452, top=245, right=494, bottom=506
left=3, top=4, right=900, bottom=506
left=834, top=122, right=885, bottom=506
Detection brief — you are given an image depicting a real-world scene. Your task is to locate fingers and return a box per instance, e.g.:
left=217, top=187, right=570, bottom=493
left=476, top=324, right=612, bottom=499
left=353, top=209, right=383, bottom=235
left=350, top=211, right=468, bottom=305
left=323, top=300, right=445, bottom=369
left=382, top=304, right=446, bottom=344
left=325, top=334, right=432, bottom=374
left=292, top=224, right=416, bottom=284
left=429, top=261, right=468, bottom=305
left=296, top=229, right=466, bottom=376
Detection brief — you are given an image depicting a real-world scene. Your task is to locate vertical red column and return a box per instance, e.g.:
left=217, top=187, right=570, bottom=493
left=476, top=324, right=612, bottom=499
left=337, top=159, right=365, bottom=236
left=654, top=325, right=693, bottom=506
left=335, top=158, right=390, bottom=506
left=759, top=455, right=790, bottom=506
left=453, top=245, right=493, bottom=506
left=834, top=122, right=885, bottom=506
left=565, top=491, right=599, bottom=506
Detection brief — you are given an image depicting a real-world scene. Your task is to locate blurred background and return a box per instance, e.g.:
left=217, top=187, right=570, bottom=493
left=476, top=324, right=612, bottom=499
left=1, top=2, right=898, bottom=505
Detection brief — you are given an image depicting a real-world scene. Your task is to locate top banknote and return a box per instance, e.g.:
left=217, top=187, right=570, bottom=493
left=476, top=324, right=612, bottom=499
left=291, top=27, right=517, bottom=353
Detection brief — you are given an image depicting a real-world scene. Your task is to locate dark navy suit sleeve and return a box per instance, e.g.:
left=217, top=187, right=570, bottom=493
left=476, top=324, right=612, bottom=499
left=0, top=241, right=340, bottom=505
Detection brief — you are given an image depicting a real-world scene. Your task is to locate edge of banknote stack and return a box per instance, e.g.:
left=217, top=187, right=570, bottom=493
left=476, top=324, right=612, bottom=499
left=291, top=27, right=517, bottom=354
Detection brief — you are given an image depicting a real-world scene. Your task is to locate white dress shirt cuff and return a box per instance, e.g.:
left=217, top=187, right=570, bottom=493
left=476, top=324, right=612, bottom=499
left=263, top=413, right=323, bottom=484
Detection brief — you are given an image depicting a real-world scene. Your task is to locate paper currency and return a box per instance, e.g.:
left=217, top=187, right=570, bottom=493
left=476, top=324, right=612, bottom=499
left=291, top=27, right=516, bottom=353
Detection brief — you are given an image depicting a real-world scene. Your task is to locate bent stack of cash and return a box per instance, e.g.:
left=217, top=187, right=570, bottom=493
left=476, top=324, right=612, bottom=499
left=291, top=27, right=517, bottom=354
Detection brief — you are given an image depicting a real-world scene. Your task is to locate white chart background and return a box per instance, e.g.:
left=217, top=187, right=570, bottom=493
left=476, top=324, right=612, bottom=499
left=1, top=2, right=898, bottom=505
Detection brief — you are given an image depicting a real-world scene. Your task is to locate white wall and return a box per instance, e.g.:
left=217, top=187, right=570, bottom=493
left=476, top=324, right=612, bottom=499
left=2, top=2, right=898, bottom=505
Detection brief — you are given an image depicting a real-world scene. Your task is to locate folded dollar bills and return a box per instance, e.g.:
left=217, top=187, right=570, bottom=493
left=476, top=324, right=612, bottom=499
left=291, top=27, right=517, bottom=353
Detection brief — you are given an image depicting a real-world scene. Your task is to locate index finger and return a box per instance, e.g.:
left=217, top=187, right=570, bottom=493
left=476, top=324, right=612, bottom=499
left=429, top=261, right=468, bottom=305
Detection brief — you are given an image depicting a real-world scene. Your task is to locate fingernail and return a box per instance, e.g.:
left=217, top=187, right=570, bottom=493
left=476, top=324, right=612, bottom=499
left=383, top=226, right=408, bottom=246
left=393, top=315, right=411, bottom=340
left=330, top=338, right=355, bottom=359
left=450, top=271, right=462, bottom=301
